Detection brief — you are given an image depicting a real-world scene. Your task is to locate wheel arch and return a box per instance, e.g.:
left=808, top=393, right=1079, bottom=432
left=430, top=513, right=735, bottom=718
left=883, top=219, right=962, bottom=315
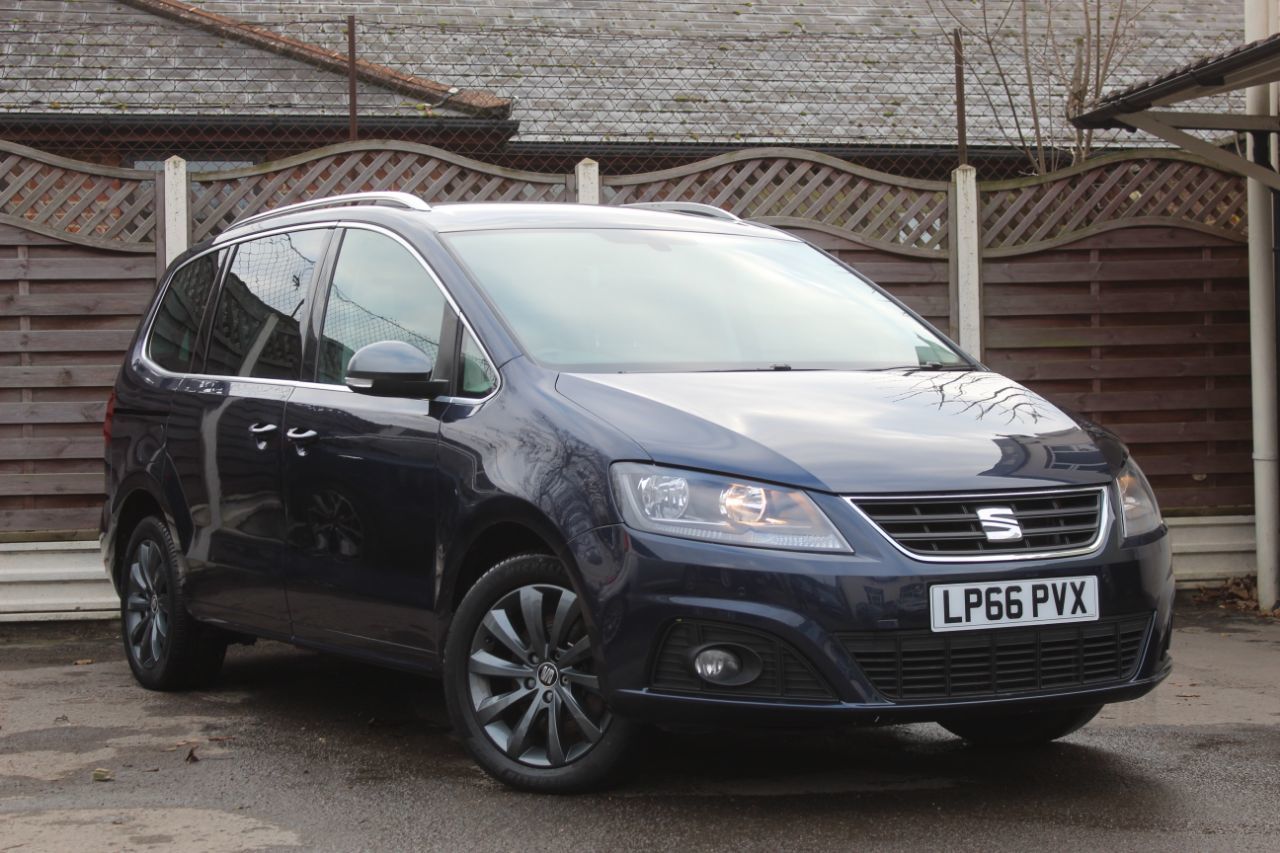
left=438, top=498, right=583, bottom=639
left=106, top=479, right=181, bottom=596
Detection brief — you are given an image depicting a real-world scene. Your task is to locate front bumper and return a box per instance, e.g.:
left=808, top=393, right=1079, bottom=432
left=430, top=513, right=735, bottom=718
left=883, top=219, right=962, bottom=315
left=566, top=514, right=1175, bottom=726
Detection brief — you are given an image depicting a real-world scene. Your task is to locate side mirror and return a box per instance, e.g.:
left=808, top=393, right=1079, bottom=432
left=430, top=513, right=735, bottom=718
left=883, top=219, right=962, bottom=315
left=345, top=340, right=448, bottom=399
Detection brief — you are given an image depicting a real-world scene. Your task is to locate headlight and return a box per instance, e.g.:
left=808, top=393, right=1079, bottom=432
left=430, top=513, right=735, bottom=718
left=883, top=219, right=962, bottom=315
left=610, top=462, right=851, bottom=552
left=1117, top=458, right=1162, bottom=538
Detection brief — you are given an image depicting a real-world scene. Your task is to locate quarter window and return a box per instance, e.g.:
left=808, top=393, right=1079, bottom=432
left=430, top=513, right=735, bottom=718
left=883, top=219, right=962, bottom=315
left=148, top=251, right=221, bottom=372
left=458, top=331, right=497, bottom=398
left=204, top=229, right=328, bottom=380
left=317, top=229, right=446, bottom=385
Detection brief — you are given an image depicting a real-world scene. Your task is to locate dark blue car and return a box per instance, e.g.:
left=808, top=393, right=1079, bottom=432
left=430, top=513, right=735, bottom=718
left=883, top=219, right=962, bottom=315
left=102, top=193, right=1173, bottom=792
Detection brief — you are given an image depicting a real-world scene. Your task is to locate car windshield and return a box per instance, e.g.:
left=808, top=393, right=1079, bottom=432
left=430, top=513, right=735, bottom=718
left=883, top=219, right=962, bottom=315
left=443, top=228, right=966, bottom=372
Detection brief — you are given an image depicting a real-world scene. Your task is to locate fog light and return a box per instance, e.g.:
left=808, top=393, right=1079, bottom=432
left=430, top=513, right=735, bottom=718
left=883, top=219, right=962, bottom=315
left=693, top=647, right=742, bottom=683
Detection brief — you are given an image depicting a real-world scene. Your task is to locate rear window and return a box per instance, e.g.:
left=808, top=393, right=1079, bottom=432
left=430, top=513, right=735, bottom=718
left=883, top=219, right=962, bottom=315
left=147, top=252, right=221, bottom=372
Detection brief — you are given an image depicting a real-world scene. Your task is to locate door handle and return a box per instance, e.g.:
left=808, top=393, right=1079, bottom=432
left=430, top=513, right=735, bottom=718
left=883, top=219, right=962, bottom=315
left=285, top=427, right=319, bottom=456
left=248, top=422, right=277, bottom=450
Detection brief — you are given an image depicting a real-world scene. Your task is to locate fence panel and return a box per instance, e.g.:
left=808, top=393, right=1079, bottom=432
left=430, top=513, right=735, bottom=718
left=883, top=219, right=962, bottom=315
left=189, top=141, right=570, bottom=242
left=983, top=221, right=1251, bottom=513
left=0, top=144, right=158, bottom=542
left=0, top=227, right=157, bottom=538
left=602, top=150, right=951, bottom=258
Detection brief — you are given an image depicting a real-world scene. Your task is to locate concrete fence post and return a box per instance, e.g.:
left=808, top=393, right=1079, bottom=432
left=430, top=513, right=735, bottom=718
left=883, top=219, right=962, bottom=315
left=575, top=158, right=600, bottom=205
left=948, top=164, right=982, bottom=357
left=161, top=156, right=189, bottom=267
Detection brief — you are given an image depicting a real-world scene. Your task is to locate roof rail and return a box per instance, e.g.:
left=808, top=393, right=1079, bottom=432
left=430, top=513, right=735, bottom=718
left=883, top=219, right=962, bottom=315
left=231, top=191, right=431, bottom=229
left=622, top=201, right=744, bottom=223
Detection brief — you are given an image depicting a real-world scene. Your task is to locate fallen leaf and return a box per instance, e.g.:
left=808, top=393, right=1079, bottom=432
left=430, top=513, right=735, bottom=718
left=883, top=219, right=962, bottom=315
left=53, top=714, right=69, bottom=724
left=72, top=659, right=94, bottom=666
left=91, top=768, right=113, bottom=782
left=185, top=747, right=199, bottom=763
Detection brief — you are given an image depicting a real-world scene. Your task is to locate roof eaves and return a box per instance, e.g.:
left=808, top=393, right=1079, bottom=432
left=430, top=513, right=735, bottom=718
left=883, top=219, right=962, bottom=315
left=1072, top=31, right=1280, bottom=129
left=116, top=0, right=512, bottom=119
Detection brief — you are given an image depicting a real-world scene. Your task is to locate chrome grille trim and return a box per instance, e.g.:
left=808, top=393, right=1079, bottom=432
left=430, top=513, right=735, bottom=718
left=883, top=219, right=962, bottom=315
left=846, top=486, right=1112, bottom=563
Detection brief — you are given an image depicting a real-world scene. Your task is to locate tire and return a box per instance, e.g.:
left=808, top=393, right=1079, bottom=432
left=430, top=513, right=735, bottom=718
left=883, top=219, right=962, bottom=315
left=119, top=516, right=226, bottom=691
left=443, top=554, right=634, bottom=793
left=939, top=705, right=1102, bottom=748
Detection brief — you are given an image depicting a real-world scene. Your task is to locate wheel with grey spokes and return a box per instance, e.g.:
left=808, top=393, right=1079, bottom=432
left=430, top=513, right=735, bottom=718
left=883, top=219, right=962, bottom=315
left=124, top=539, right=171, bottom=669
left=119, top=516, right=226, bottom=691
left=445, top=554, right=634, bottom=792
left=468, top=583, right=610, bottom=768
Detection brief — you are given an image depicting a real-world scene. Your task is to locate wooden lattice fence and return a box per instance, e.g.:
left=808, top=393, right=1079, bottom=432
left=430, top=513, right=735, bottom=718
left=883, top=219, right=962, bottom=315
left=601, top=149, right=950, bottom=256
left=189, top=142, right=571, bottom=242
left=980, top=151, right=1248, bottom=255
left=0, top=143, right=159, bottom=537
left=978, top=153, right=1250, bottom=512
left=0, top=139, right=1261, bottom=543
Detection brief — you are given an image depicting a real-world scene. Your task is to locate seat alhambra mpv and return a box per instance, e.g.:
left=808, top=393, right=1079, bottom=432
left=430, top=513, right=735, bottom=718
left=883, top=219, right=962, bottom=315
left=103, top=193, right=1173, bottom=792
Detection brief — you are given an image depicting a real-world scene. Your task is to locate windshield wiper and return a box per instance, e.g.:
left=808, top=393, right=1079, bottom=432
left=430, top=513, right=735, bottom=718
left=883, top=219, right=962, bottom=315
left=873, top=362, right=977, bottom=373
left=690, top=364, right=833, bottom=373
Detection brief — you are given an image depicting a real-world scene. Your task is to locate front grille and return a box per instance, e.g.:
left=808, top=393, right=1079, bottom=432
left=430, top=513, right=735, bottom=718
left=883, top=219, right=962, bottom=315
left=852, top=487, right=1105, bottom=558
left=651, top=621, right=835, bottom=702
left=839, top=615, right=1150, bottom=702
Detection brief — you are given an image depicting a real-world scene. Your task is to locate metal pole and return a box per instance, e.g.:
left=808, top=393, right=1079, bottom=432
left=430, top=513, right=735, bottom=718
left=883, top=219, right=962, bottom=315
left=1246, top=0, right=1278, bottom=611
left=954, top=28, right=968, bottom=168
left=347, top=15, right=358, bottom=141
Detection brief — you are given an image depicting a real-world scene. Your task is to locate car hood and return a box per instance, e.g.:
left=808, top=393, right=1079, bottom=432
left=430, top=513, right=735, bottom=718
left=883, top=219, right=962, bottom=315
left=555, top=369, right=1125, bottom=494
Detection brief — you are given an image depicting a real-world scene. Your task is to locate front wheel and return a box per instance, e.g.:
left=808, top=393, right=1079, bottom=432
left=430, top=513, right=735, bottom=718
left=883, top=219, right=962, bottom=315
left=939, top=705, right=1102, bottom=747
left=443, top=554, right=634, bottom=793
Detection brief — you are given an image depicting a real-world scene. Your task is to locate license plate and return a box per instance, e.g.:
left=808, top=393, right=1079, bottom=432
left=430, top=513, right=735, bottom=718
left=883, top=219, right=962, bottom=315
left=929, top=576, right=1098, bottom=632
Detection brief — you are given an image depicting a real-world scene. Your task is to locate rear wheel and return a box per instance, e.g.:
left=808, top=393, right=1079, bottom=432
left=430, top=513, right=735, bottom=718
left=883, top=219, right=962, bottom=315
left=444, top=554, right=634, bottom=793
left=120, top=517, right=226, bottom=690
left=940, top=705, right=1102, bottom=747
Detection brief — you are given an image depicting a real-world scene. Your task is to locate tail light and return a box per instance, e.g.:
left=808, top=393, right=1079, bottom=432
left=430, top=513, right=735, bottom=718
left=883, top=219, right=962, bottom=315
left=103, top=390, right=116, bottom=451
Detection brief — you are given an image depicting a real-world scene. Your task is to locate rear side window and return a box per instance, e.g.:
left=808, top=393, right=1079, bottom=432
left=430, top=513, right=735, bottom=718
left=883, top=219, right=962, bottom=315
left=148, top=252, right=221, bottom=372
left=316, top=229, right=446, bottom=385
left=204, top=229, right=328, bottom=380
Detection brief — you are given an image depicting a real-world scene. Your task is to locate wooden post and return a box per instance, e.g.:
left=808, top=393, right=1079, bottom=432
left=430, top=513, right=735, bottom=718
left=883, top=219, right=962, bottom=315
left=575, top=158, right=600, bottom=205
left=162, top=156, right=189, bottom=268
left=948, top=164, right=981, bottom=357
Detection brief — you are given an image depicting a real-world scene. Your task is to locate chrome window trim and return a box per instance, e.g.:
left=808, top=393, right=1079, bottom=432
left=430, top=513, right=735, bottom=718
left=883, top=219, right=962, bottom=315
left=845, top=485, right=1112, bottom=564
left=139, top=220, right=500, bottom=407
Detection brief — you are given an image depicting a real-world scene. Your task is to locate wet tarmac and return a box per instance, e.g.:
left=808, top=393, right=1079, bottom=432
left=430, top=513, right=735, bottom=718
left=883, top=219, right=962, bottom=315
left=1, top=603, right=1277, bottom=852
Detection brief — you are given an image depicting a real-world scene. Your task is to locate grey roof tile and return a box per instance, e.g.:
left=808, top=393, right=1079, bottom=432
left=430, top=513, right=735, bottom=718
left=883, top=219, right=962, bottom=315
left=0, top=0, right=1250, bottom=148
left=0, top=0, right=482, bottom=118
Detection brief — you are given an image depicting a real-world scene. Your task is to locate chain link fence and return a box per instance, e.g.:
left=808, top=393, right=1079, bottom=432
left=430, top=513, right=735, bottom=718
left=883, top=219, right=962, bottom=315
left=0, top=1, right=1245, bottom=180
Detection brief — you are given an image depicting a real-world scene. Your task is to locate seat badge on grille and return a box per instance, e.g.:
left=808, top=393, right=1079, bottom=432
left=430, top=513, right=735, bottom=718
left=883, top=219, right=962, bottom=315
left=976, top=506, right=1023, bottom=542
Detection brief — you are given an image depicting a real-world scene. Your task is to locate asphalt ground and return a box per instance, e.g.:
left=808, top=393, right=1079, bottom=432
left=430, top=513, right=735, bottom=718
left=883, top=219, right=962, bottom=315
left=1, top=603, right=1277, bottom=852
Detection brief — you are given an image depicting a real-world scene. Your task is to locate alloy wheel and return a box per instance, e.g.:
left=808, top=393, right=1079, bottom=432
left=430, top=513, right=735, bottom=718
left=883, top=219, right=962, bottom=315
left=123, top=539, right=170, bottom=669
left=466, top=583, right=610, bottom=768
